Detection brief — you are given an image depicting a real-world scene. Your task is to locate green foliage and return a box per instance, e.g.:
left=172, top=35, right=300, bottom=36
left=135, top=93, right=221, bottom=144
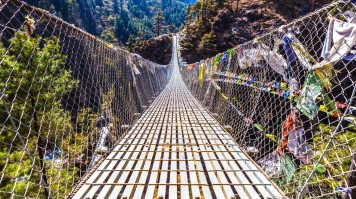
left=199, top=31, right=217, bottom=52
left=185, top=4, right=194, bottom=25
left=101, top=29, right=118, bottom=43
left=277, top=122, right=356, bottom=197
left=0, top=32, right=97, bottom=198
left=25, top=0, right=98, bottom=35
left=107, top=0, right=192, bottom=42
left=192, top=0, right=217, bottom=20
left=154, top=9, right=165, bottom=36
left=134, top=29, right=144, bottom=51
left=162, top=1, right=188, bottom=33
left=181, top=0, right=219, bottom=58
left=181, top=27, right=195, bottom=49
left=0, top=32, right=78, bottom=138
left=23, top=0, right=194, bottom=44
left=126, top=34, right=136, bottom=52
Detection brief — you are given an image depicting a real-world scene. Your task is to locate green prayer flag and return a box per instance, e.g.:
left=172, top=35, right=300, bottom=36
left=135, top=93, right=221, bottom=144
left=281, top=155, right=296, bottom=182
left=253, top=124, right=264, bottom=132
left=228, top=48, right=234, bottom=60
left=297, top=72, right=323, bottom=119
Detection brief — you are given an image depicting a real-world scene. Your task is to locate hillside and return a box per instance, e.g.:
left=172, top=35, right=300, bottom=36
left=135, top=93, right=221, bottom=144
left=20, top=0, right=333, bottom=65
left=24, top=0, right=98, bottom=35
left=22, top=0, right=196, bottom=45
left=180, top=0, right=332, bottom=63
left=135, top=34, right=173, bottom=65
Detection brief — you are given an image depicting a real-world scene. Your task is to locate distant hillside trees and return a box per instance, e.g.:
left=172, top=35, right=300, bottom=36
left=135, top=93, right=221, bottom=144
left=126, top=34, right=136, bottom=52
left=199, top=31, right=217, bottom=52
left=181, top=0, right=218, bottom=53
left=21, top=0, right=196, bottom=46
left=154, top=9, right=165, bottom=36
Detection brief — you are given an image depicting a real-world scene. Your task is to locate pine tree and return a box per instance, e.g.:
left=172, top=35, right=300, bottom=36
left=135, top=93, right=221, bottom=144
left=0, top=32, right=79, bottom=197
left=153, top=9, right=165, bottom=36
left=186, top=4, right=193, bottom=25
left=194, top=2, right=202, bottom=20
left=181, top=27, right=195, bottom=49
left=135, top=29, right=143, bottom=51
left=199, top=31, right=217, bottom=52
left=113, top=0, right=119, bottom=13
left=126, top=34, right=135, bottom=52
left=161, top=0, right=172, bottom=9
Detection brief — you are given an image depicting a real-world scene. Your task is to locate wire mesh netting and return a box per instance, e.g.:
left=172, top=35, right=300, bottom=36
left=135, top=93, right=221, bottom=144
left=180, top=1, right=356, bottom=198
left=1, top=0, right=356, bottom=198
left=0, top=0, right=172, bottom=198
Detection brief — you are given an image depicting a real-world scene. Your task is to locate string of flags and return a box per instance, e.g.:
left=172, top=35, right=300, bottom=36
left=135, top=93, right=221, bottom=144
left=183, top=10, right=356, bottom=182
left=187, top=30, right=355, bottom=126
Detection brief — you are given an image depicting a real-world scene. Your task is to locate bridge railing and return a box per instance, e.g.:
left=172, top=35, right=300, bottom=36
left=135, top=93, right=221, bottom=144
left=0, top=0, right=172, bottom=198
left=180, top=1, right=356, bottom=198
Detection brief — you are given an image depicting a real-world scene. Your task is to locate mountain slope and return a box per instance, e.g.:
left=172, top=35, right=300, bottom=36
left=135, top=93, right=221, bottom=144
left=180, top=0, right=332, bottom=63
left=24, top=0, right=98, bottom=35
left=21, top=0, right=196, bottom=45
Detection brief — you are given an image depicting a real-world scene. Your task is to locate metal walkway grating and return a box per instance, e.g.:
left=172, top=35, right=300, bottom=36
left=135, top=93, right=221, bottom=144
left=72, top=37, right=284, bottom=199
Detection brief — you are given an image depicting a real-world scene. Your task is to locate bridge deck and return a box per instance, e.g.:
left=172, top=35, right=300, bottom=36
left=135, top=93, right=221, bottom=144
left=72, top=37, right=284, bottom=199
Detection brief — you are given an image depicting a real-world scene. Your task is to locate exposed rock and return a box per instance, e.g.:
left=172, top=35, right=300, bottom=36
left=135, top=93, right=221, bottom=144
left=135, top=34, right=173, bottom=65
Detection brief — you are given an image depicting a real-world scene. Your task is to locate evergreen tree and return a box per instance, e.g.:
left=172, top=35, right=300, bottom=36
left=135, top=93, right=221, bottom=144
left=119, top=0, right=123, bottom=13
left=113, top=0, right=119, bottom=13
left=23, top=0, right=193, bottom=44
left=0, top=32, right=79, bottom=197
left=115, top=11, right=136, bottom=43
left=194, top=2, right=202, bottom=20
left=126, top=34, right=135, bottom=52
left=161, top=0, right=172, bottom=9
left=135, top=29, right=143, bottom=51
left=199, top=31, right=217, bottom=52
left=181, top=27, right=195, bottom=49
left=186, top=4, right=194, bottom=24
left=153, top=9, right=165, bottom=36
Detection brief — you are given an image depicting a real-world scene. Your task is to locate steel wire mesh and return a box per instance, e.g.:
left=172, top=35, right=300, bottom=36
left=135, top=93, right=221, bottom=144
left=0, top=0, right=172, bottom=198
left=180, top=1, right=356, bottom=198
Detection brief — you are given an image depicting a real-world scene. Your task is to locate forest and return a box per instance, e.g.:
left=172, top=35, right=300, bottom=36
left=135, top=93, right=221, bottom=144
left=179, top=0, right=333, bottom=63
left=22, top=0, right=195, bottom=44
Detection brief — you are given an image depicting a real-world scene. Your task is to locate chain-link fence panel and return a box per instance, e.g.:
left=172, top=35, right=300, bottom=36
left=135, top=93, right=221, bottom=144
left=0, top=0, right=172, bottom=198
left=180, top=1, right=356, bottom=198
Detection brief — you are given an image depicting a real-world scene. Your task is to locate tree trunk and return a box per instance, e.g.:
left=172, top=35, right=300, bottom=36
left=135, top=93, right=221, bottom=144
left=31, top=98, right=50, bottom=198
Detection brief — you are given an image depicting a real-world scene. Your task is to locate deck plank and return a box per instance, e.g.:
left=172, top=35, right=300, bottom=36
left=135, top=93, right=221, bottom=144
left=71, top=36, right=284, bottom=199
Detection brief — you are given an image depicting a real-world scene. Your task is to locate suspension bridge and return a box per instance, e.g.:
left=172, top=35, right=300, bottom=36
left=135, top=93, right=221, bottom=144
left=70, top=36, right=284, bottom=199
left=0, top=0, right=355, bottom=199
